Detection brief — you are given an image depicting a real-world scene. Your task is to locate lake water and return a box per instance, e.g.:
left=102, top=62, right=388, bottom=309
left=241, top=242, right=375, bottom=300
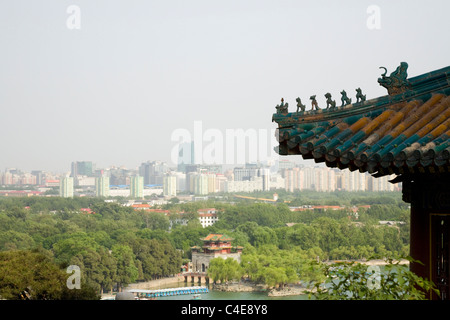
left=144, top=282, right=310, bottom=300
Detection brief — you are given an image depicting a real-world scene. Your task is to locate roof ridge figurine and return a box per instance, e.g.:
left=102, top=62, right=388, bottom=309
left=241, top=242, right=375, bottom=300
left=296, top=97, right=306, bottom=113
left=340, top=90, right=352, bottom=106
left=275, top=97, right=289, bottom=114
left=378, top=62, right=411, bottom=95
left=325, top=92, right=336, bottom=109
left=356, top=88, right=366, bottom=103
left=310, top=95, right=320, bottom=110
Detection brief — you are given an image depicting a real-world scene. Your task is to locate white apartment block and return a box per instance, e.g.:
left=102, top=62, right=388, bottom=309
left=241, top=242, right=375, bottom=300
left=59, top=177, right=74, bottom=198
left=95, top=176, right=110, bottom=197
left=163, top=174, right=177, bottom=197
left=225, top=177, right=263, bottom=193
left=281, top=166, right=397, bottom=192
left=198, top=208, right=219, bottom=228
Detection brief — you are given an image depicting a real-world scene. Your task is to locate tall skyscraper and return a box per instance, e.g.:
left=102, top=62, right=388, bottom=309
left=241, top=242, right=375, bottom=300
left=177, top=141, right=195, bottom=173
left=95, top=176, right=110, bottom=197
left=71, top=161, right=94, bottom=177
left=59, top=177, right=74, bottom=198
left=260, top=167, right=270, bottom=191
left=130, top=175, right=144, bottom=199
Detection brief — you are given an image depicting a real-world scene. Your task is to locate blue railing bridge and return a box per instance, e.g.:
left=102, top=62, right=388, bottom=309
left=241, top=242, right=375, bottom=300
left=128, top=286, right=208, bottom=298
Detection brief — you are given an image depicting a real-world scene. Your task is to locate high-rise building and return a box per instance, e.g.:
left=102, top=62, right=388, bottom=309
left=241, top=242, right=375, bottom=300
left=215, top=174, right=228, bottom=193
left=168, top=171, right=186, bottom=192
left=163, top=174, right=177, bottom=197
left=71, top=161, right=94, bottom=177
left=187, top=172, right=197, bottom=193
left=260, top=167, right=271, bottom=191
left=302, top=166, right=315, bottom=190
left=130, top=175, right=144, bottom=199
left=207, top=173, right=216, bottom=194
left=278, top=159, right=296, bottom=171
left=194, top=173, right=209, bottom=195
left=139, top=161, right=168, bottom=185
left=95, top=176, right=110, bottom=197
left=1, top=170, right=16, bottom=185
left=59, top=177, right=74, bottom=198
left=20, top=173, right=37, bottom=185
left=31, top=171, right=44, bottom=185
left=177, top=141, right=195, bottom=173
left=225, top=177, right=263, bottom=193
left=327, top=169, right=337, bottom=192
left=341, top=169, right=367, bottom=191
left=233, top=166, right=259, bottom=181
left=108, top=166, right=132, bottom=185
left=283, top=168, right=296, bottom=192
left=314, top=167, right=327, bottom=192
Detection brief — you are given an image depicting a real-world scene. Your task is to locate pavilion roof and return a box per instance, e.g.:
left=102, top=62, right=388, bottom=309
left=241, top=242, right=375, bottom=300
left=272, top=64, right=450, bottom=179
left=201, top=233, right=234, bottom=242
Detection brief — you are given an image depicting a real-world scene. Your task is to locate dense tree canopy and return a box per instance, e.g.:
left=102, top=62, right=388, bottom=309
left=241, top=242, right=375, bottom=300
left=0, top=249, right=98, bottom=300
left=0, top=191, right=410, bottom=298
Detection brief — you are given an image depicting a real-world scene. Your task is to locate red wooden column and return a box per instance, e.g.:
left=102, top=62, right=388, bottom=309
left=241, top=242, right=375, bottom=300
left=404, top=174, right=450, bottom=300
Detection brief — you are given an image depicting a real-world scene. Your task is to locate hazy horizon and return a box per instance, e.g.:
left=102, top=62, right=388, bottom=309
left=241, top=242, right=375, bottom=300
left=1, top=0, right=449, bottom=173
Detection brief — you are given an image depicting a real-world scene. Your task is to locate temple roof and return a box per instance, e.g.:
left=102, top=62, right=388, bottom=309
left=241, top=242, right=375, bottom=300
left=272, top=64, right=450, bottom=179
left=201, top=233, right=234, bottom=242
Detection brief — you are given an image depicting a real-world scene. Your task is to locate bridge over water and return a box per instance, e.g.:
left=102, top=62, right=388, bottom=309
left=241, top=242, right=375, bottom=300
left=183, top=272, right=209, bottom=284
left=128, top=286, right=208, bottom=299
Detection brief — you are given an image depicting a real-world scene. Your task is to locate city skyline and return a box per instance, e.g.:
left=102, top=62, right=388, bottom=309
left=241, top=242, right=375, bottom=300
left=1, top=1, right=449, bottom=172
left=0, top=158, right=399, bottom=197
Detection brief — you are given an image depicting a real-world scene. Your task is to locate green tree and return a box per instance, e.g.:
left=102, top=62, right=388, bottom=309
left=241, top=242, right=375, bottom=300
left=52, top=232, right=100, bottom=264
left=208, top=258, right=241, bottom=283
left=141, top=211, right=170, bottom=230
left=169, top=226, right=208, bottom=257
left=70, top=248, right=104, bottom=294
left=312, top=258, right=439, bottom=300
left=312, top=217, right=347, bottom=253
left=236, top=222, right=278, bottom=247
left=98, top=247, right=118, bottom=294
left=111, top=244, right=138, bottom=291
left=261, top=266, right=288, bottom=288
left=208, top=257, right=225, bottom=283
left=222, top=258, right=242, bottom=282
left=0, top=249, right=99, bottom=300
left=6, top=207, right=28, bottom=221
left=90, top=230, right=115, bottom=249
left=0, top=230, right=35, bottom=251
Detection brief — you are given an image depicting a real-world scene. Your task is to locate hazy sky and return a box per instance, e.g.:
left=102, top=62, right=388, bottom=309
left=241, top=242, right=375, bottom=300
left=1, top=0, right=449, bottom=173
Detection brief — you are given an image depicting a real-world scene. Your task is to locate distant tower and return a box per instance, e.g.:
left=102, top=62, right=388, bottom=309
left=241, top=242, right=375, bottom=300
left=59, top=177, right=74, bottom=198
left=130, top=175, right=144, bottom=199
left=177, top=141, right=195, bottom=173
left=191, top=234, right=243, bottom=273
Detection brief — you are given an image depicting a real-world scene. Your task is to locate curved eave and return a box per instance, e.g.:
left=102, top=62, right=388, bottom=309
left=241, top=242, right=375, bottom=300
left=272, top=66, right=450, bottom=178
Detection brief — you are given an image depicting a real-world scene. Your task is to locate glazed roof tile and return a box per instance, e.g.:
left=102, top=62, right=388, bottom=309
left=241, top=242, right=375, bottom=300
left=272, top=65, right=450, bottom=178
left=201, top=233, right=234, bottom=242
